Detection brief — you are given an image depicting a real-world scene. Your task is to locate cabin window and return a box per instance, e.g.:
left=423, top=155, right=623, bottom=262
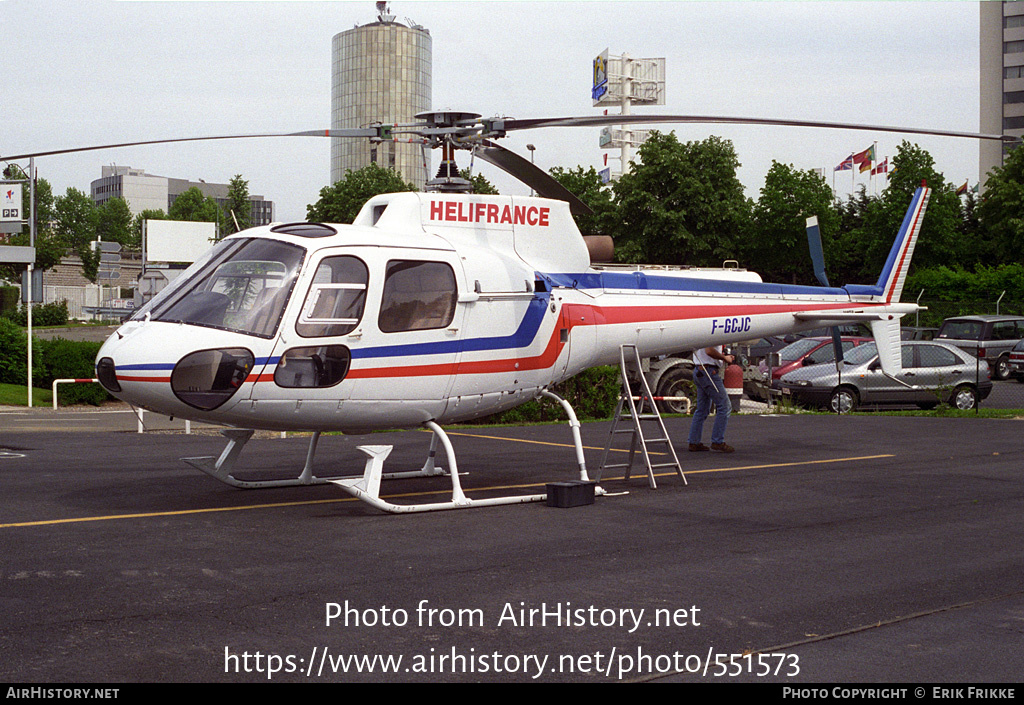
left=296, top=256, right=369, bottom=338
left=274, top=345, right=351, bottom=388
left=148, top=238, right=305, bottom=339
left=378, top=260, right=457, bottom=333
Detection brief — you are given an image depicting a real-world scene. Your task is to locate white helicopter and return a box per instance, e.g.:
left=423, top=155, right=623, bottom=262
left=4, top=111, right=1013, bottom=513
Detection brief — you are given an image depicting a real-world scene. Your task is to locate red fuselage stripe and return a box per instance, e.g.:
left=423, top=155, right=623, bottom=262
left=117, top=300, right=880, bottom=383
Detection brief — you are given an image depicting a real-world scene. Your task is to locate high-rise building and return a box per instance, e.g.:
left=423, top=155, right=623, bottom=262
left=331, top=3, right=432, bottom=189
left=980, top=1, right=1024, bottom=188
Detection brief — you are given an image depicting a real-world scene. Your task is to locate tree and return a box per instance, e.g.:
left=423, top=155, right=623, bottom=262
left=223, top=174, right=252, bottom=236
left=857, top=141, right=960, bottom=279
left=306, top=164, right=416, bottom=224
left=169, top=187, right=221, bottom=223
left=53, top=188, right=100, bottom=282
left=978, top=143, right=1024, bottom=261
left=957, top=188, right=990, bottom=267
left=745, top=161, right=840, bottom=284
left=830, top=186, right=877, bottom=285
left=609, top=132, right=750, bottom=266
left=96, top=197, right=133, bottom=247
left=460, top=169, right=500, bottom=195
left=548, top=166, right=616, bottom=238
left=131, top=209, right=168, bottom=251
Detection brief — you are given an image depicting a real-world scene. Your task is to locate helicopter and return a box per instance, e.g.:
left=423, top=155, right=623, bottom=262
left=3, top=111, right=1013, bottom=513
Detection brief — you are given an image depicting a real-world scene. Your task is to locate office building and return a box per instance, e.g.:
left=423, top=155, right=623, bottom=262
left=980, top=1, right=1024, bottom=187
left=90, top=166, right=275, bottom=226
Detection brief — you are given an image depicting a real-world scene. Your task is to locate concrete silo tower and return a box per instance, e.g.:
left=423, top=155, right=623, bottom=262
left=331, top=2, right=432, bottom=189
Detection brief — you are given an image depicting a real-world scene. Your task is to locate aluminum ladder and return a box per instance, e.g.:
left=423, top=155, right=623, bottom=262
left=595, top=344, right=687, bottom=489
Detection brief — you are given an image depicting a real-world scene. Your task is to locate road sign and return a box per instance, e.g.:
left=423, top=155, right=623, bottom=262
left=0, top=245, right=35, bottom=264
left=96, top=270, right=121, bottom=281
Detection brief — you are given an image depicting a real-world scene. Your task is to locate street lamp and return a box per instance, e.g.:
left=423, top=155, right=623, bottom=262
left=526, top=144, right=536, bottom=196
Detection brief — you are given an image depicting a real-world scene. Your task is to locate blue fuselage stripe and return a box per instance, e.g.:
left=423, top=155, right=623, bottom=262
left=350, top=294, right=551, bottom=359
left=540, top=271, right=848, bottom=297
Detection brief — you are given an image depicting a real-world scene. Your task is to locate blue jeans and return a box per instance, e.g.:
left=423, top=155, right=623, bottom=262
left=688, top=366, right=730, bottom=445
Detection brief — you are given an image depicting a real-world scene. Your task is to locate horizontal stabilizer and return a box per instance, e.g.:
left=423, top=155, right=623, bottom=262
left=795, top=308, right=915, bottom=323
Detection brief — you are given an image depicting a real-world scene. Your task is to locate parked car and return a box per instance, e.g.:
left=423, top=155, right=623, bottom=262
left=778, top=340, right=992, bottom=412
left=745, top=336, right=873, bottom=400
left=733, top=336, right=788, bottom=367
left=901, top=326, right=939, bottom=341
left=935, top=315, right=1024, bottom=380
left=1008, top=338, right=1024, bottom=381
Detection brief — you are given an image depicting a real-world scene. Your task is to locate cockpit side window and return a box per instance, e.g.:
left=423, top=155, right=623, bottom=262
left=150, top=238, right=305, bottom=339
left=378, top=260, right=457, bottom=333
left=296, top=255, right=369, bottom=338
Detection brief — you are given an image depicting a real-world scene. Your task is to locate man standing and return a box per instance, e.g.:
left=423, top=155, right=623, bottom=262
left=688, top=345, right=735, bottom=453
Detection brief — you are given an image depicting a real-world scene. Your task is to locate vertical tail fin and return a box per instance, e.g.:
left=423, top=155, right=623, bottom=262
left=870, top=318, right=904, bottom=376
left=875, top=186, right=930, bottom=303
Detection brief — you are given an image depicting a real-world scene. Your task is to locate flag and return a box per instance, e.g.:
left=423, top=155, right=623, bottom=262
left=956, top=181, right=968, bottom=196
left=834, top=155, right=854, bottom=171
left=852, top=145, right=875, bottom=166
left=872, top=158, right=889, bottom=177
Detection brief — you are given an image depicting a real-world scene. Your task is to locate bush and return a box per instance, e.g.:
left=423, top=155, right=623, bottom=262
left=2, top=300, right=70, bottom=327
left=37, top=337, right=110, bottom=406
left=472, top=366, right=622, bottom=425
left=0, top=318, right=42, bottom=385
left=0, top=319, right=110, bottom=404
left=0, top=286, right=18, bottom=317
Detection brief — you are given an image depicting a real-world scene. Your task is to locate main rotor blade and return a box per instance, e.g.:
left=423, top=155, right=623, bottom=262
left=502, top=114, right=1016, bottom=143
left=475, top=140, right=594, bottom=216
left=0, top=129, right=379, bottom=161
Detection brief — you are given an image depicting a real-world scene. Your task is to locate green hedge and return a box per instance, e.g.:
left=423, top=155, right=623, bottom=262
left=0, top=318, right=110, bottom=405
left=905, top=264, right=1024, bottom=327
left=1, top=300, right=70, bottom=327
left=0, top=286, right=18, bottom=317
left=472, top=365, right=622, bottom=425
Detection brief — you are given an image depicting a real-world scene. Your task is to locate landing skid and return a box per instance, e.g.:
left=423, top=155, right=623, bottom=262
left=182, top=428, right=449, bottom=490
left=182, top=391, right=599, bottom=513
left=331, top=421, right=559, bottom=513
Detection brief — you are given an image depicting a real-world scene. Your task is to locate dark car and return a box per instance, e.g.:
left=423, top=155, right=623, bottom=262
left=1008, top=338, right=1024, bottom=381
left=935, top=315, right=1024, bottom=380
left=901, top=326, right=938, bottom=341
left=746, top=336, right=873, bottom=400
left=779, top=340, right=992, bottom=412
left=733, top=336, right=788, bottom=367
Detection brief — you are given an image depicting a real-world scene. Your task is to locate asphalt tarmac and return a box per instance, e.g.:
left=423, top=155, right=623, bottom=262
left=1, top=411, right=1022, bottom=684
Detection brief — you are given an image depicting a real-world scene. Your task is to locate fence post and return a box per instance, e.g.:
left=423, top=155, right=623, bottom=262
left=51, top=378, right=99, bottom=409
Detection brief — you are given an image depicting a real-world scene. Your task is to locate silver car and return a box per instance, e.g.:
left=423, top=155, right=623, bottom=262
left=779, top=341, right=993, bottom=413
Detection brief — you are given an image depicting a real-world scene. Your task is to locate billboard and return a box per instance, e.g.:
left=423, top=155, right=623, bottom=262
left=144, top=220, right=217, bottom=264
left=592, top=53, right=666, bottom=107
left=592, top=49, right=609, bottom=102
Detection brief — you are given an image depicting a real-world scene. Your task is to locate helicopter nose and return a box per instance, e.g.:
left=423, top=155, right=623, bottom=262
left=95, top=322, right=255, bottom=415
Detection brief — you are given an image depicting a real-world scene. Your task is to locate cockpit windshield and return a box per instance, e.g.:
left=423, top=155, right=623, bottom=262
left=137, top=238, right=305, bottom=338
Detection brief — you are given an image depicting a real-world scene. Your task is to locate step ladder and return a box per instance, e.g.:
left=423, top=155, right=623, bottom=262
left=595, top=344, right=687, bottom=489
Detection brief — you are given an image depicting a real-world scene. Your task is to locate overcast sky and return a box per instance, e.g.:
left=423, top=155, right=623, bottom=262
left=2, top=0, right=983, bottom=222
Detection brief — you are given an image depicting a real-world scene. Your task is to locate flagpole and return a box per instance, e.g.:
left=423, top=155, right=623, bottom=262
left=872, top=141, right=878, bottom=196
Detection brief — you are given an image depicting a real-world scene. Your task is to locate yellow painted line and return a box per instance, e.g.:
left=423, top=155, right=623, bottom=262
left=0, top=454, right=893, bottom=529
left=678, top=454, right=894, bottom=475
left=443, top=429, right=661, bottom=454
left=0, top=498, right=358, bottom=529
